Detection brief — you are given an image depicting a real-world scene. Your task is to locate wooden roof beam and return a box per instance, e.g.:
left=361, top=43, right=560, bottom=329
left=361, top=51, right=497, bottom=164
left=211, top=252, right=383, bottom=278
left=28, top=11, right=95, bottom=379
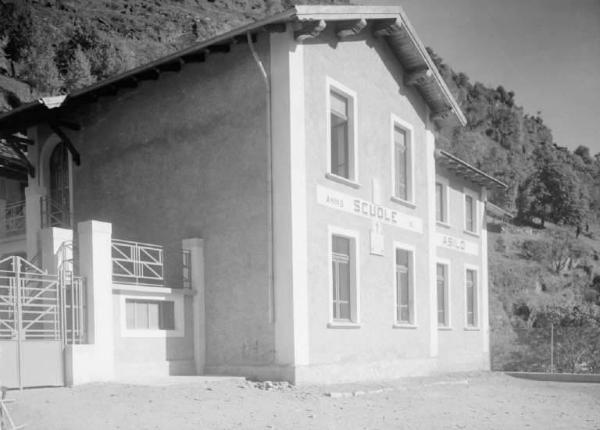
left=117, top=76, right=138, bottom=89
left=210, top=43, right=231, bottom=54
left=431, top=107, right=452, bottom=122
left=336, top=19, right=367, bottom=39
left=49, top=123, right=80, bottom=166
left=294, top=20, right=326, bottom=42
left=159, top=58, right=185, bottom=72
left=264, top=23, right=287, bottom=33
left=405, top=67, right=433, bottom=86
left=0, top=133, right=34, bottom=146
left=0, top=166, right=28, bottom=181
left=4, top=140, right=34, bottom=177
left=55, top=119, right=81, bottom=131
left=373, top=18, right=403, bottom=37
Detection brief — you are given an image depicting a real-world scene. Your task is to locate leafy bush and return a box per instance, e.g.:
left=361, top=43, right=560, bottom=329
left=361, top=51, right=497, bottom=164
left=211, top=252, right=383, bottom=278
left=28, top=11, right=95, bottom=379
left=520, top=239, right=547, bottom=261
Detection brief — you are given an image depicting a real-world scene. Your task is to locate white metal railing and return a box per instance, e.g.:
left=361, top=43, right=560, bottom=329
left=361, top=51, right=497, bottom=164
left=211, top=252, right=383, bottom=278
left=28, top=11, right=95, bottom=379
left=112, top=239, right=164, bottom=286
left=4, top=200, right=25, bottom=235
left=40, top=196, right=71, bottom=229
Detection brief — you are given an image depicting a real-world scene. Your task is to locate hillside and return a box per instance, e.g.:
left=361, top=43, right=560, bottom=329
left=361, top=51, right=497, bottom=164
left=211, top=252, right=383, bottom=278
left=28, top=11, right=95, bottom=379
left=1, top=1, right=599, bottom=372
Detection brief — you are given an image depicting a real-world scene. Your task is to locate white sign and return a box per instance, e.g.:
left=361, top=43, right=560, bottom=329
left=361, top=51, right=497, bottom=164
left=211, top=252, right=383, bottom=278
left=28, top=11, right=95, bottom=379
left=316, top=185, right=423, bottom=233
left=436, top=233, right=479, bottom=256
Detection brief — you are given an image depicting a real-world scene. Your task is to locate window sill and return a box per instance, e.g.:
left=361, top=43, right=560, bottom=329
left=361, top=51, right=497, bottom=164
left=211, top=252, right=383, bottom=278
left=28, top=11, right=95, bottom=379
left=436, top=221, right=451, bottom=229
left=392, top=323, right=418, bottom=329
left=121, top=328, right=184, bottom=338
left=463, top=326, right=481, bottom=331
left=438, top=326, right=453, bottom=331
left=325, top=173, right=361, bottom=189
left=390, top=196, right=416, bottom=209
left=327, top=322, right=361, bottom=329
left=463, top=230, right=480, bottom=238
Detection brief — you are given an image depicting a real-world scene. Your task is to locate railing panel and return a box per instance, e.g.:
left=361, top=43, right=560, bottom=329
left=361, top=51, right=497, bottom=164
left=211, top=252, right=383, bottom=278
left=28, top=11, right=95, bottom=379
left=0, top=256, right=86, bottom=344
left=4, top=200, right=26, bottom=235
left=112, top=239, right=164, bottom=286
left=111, top=239, right=191, bottom=288
left=40, top=196, right=71, bottom=229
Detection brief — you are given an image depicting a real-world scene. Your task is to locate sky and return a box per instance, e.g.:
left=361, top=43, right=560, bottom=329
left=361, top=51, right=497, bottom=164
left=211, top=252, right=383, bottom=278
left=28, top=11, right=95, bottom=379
left=363, top=0, right=600, bottom=153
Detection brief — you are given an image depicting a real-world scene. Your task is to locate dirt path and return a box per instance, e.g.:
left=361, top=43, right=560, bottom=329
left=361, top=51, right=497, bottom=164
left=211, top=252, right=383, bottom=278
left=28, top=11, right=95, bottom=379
left=4, top=372, right=600, bottom=429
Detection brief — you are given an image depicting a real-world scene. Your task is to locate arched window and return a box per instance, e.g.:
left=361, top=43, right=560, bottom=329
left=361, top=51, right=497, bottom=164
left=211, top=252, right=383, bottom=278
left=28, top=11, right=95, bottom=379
left=46, top=144, right=70, bottom=227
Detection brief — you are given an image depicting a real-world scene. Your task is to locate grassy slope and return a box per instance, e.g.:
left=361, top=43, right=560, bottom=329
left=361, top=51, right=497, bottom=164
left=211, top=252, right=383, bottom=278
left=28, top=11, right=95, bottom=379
left=488, top=220, right=600, bottom=370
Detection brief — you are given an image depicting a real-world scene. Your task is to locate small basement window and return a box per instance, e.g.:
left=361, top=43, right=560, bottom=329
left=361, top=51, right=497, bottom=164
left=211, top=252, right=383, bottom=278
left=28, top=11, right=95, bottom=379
left=126, top=299, right=175, bottom=330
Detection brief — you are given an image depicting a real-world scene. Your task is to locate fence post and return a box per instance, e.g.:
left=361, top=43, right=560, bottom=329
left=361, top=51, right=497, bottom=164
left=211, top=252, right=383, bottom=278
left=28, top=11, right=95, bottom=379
left=550, top=323, right=554, bottom=373
left=78, top=220, right=114, bottom=380
left=40, top=227, right=73, bottom=274
left=182, top=238, right=205, bottom=375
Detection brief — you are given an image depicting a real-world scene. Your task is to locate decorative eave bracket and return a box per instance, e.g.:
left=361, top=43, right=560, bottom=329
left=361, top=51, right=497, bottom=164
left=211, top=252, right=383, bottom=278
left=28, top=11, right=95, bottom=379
left=336, top=19, right=367, bottom=39
left=294, top=20, right=327, bottom=42
left=372, top=18, right=403, bottom=37
left=405, top=67, right=434, bottom=87
left=431, top=106, right=453, bottom=122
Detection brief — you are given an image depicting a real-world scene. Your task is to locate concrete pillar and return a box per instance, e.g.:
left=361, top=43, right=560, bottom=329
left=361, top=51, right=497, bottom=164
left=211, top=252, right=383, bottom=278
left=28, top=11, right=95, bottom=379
left=425, top=128, right=438, bottom=358
left=182, top=238, right=206, bottom=375
left=480, top=188, right=490, bottom=360
left=24, top=186, right=44, bottom=260
left=78, top=220, right=114, bottom=380
left=40, top=227, right=73, bottom=274
left=270, top=27, right=310, bottom=379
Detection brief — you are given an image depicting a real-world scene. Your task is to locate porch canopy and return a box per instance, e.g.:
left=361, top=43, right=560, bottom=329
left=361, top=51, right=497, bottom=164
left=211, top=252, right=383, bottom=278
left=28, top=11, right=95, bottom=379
left=435, top=149, right=508, bottom=192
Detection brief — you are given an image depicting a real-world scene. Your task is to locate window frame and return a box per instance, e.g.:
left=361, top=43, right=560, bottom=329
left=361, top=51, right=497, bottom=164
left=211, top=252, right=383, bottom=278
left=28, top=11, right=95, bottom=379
left=436, top=259, right=451, bottom=329
left=392, top=242, right=417, bottom=328
left=435, top=176, right=450, bottom=226
left=464, top=265, right=480, bottom=329
left=463, top=189, right=479, bottom=235
left=328, top=226, right=360, bottom=328
left=390, top=114, right=415, bottom=206
left=326, top=77, right=359, bottom=187
left=120, top=293, right=185, bottom=337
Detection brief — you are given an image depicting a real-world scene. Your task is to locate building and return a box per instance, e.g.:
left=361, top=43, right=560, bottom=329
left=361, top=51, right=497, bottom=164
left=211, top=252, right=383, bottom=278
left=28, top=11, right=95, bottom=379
left=0, top=5, right=506, bottom=387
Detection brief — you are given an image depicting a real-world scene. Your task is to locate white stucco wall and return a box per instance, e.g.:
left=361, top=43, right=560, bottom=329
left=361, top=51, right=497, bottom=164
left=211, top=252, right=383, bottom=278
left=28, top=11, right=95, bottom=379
left=297, top=27, right=439, bottom=383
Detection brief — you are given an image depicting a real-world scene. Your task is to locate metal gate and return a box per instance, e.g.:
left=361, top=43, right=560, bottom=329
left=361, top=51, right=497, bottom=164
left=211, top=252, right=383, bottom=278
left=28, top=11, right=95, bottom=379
left=0, top=256, right=85, bottom=389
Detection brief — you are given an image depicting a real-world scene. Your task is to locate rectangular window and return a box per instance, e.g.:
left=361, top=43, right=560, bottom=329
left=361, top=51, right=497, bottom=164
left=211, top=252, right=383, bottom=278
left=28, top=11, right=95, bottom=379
left=466, top=269, right=478, bottom=327
left=126, top=299, right=175, bottom=330
left=330, top=91, right=350, bottom=178
left=436, top=182, right=446, bottom=223
left=437, top=263, right=449, bottom=326
left=394, top=126, right=410, bottom=200
left=332, top=235, right=353, bottom=321
left=395, top=248, right=414, bottom=324
left=465, top=194, right=476, bottom=232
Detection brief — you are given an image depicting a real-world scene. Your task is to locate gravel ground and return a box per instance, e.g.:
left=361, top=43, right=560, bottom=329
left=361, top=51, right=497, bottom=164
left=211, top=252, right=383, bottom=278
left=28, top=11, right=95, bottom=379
left=4, top=372, right=600, bottom=430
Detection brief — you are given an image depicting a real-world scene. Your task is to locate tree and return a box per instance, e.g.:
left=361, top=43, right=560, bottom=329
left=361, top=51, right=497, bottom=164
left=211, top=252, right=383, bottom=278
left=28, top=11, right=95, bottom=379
left=63, top=47, right=94, bottom=91
left=517, top=148, right=588, bottom=227
left=19, top=28, right=63, bottom=94
left=0, top=2, right=34, bottom=63
left=574, top=145, right=592, bottom=164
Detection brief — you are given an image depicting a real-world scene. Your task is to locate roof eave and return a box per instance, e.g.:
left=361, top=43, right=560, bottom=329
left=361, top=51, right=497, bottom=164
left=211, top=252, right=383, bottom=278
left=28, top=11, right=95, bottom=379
left=436, top=149, right=507, bottom=191
left=0, top=6, right=466, bottom=129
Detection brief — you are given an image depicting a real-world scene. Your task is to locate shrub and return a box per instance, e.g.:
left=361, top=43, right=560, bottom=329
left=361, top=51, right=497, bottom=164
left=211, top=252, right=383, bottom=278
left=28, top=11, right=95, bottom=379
left=520, top=239, right=547, bottom=261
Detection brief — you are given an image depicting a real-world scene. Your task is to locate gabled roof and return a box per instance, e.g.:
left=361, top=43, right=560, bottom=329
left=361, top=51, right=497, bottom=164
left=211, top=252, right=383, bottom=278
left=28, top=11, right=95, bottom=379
left=0, top=5, right=466, bottom=137
left=436, top=149, right=507, bottom=191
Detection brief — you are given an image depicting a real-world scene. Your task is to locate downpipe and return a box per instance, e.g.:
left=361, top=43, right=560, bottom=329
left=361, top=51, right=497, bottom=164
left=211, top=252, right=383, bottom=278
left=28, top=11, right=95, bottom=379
left=247, top=32, right=275, bottom=324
